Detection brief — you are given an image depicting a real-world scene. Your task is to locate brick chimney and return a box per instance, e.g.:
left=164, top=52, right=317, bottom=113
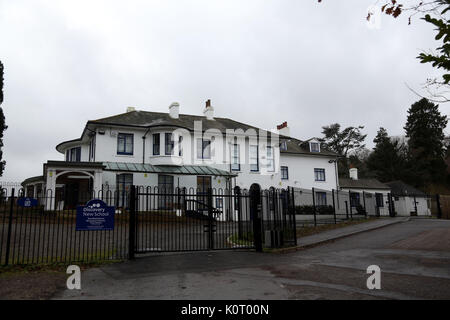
left=276, top=121, right=290, bottom=137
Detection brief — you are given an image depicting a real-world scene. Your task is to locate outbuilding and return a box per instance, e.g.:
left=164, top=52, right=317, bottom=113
left=385, top=181, right=431, bottom=216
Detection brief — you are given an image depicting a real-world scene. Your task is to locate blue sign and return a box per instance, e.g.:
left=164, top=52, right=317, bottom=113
left=17, top=197, right=38, bottom=208
left=76, top=199, right=115, bottom=231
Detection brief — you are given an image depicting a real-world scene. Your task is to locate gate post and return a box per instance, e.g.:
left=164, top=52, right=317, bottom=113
left=290, top=187, right=298, bottom=246
left=4, top=188, right=15, bottom=266
left=362, top=191, right=366, bottom=217
left=311, top=187, right=317, bottom=227
left=234, top=186, right=242, bottom=240
left=413, top=194, right=418, bottom=216
left=332, top=189, right=337, bottom=224
left=250, top=184, right=263, bottom=252
left=388, top=193, right=395, bottom=217
left=207, top=188, right=214, bottom=250
left=436, top=194, right=442, bottom=219
left=348, top=191, right=353, bottom=220
left=128, top=185, right=136, bottom=260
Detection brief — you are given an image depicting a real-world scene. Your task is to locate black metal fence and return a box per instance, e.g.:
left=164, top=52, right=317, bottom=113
left=0, top=183, right=398, bottom=266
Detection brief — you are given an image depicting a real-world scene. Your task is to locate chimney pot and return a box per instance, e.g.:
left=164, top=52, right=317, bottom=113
left=203, top=99, right=214, bottom=120
left=349, top=168, right=358, bottom=180
left=169, top=102, right=180, bottom=119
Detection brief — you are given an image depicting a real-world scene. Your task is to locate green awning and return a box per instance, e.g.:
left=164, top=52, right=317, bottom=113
left=102, top=162, right=237, bottom=177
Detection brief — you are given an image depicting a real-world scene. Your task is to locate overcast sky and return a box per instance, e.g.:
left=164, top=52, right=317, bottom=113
left=0, top=0, right=448, bottom=182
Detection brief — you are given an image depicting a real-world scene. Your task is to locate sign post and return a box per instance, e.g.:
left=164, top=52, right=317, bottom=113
left=76, top=199, right=115, bottom=231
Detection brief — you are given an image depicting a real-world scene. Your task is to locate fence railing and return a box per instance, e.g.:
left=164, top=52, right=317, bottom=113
left=0, top=183, right=416, bottom=266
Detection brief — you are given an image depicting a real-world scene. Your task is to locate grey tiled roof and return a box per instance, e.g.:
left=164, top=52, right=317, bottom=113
left=339, top=178, right=391, bottom=190
left=385, top=180, right=426, bottom=197
left=58, top=110, right=338, bottom=157
left=281, top=137, right=338, bottom=157
left=90, top=110, right=268, bottom=134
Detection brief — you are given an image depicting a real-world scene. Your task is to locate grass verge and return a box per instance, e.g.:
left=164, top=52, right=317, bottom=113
left=0, top=259, right=122, bottom=300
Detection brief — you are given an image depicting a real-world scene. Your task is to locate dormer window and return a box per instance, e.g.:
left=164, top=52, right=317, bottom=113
left=310, top=142, right=320, bottom=153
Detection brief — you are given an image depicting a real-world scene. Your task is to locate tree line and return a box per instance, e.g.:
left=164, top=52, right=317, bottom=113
left=320, top=98, right=449, bottom=193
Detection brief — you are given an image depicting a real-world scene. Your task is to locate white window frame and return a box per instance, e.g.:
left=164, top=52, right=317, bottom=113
left=266, top=146, right=275, bottom=172
left=250, top=145, right=259, bottom=172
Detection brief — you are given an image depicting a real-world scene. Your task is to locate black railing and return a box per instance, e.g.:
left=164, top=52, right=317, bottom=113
left=0, top=183, right=414, bottom=266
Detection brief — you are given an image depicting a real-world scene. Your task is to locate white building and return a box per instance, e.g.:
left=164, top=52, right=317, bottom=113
left=339, top=168, right=392, bottom=216
left=22, top=101, right=339, bottom=210
left=385, top=181, right=431, bottom=216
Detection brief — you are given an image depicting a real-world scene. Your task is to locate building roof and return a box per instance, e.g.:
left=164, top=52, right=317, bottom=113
left=90, top=110, right=270, bottom=135
left=339, top=178, right=391, bottom=190
left=103, top=162, right=237, bottom=177
left=45, top=161, right=106, bottom=169
left=281, top=137, right=338, bottom=157
left=57, top=109, right=338, bottom=158
left=385, top=180, right=427, bottom=197
left=21, top=175, right=44, bottom=186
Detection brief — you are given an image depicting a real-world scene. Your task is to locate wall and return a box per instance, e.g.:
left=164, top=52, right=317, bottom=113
left=280, top=154, right=338, bottom=190
left=393, top=196, right=430, bottom=216
left=57, top=123, right=338, bottom=192
left=339, top=187, right=391, bottom=216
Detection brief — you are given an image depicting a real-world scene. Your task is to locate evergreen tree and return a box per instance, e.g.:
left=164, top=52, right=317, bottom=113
left=366, top=127, right=409, bottom=182
left=404, top=98, right=448, bottom=187
left=0, top=61, right=6, bottom=176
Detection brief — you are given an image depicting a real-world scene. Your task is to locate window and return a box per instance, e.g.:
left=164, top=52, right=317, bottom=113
left=231, top=144, right=240, bottom=171
left=67, top=147, right=81, bottom=162
left=117, top=133, right=133, bottom=155
left=266, top=146, right=275, bottom=172
left=280, top=141, right=288, bottom=151
left=281, top=166, right=289, bottom=180
left=153, top=133, right=160, bottom=155
left=350, top=192, right=360, bottom=207
left=178, top=136, right=183, bottom=156
left=88, top=136, right=96, bottom=161
left=197, top=138, right=211, bottom=159
left=250, top=145, right=259, bottom=172
left=315, top=192, right=327, bottom=206
left=314, top=168, right=326, bottom=181
left=310, top=142, right=320, bottom=153
left=375, top=193, right=384, bottom=207
left=116, top=174, right=133, bottom=208
left=165, top=133, right=174, bottom=155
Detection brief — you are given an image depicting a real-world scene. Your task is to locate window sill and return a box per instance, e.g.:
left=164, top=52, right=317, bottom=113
left=116, top=154, right=134, bottom=157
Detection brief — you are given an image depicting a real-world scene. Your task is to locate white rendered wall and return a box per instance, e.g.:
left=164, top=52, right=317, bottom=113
left=393, top=196, right=430, bottom=216
left=339, top=188, right=391, bottom=216
left=280, top=154, right=338, bottom=190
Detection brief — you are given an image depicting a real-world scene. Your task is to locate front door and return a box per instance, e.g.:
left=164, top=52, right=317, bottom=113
left=197, top=176, right=211, bottom=211
left=64, top=182, right=79, bottom=209
left=158, top=175, right=174, bottom=209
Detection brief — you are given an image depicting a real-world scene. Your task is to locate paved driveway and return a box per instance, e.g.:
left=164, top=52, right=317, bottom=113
left=54, top=218, right=450, bottom=300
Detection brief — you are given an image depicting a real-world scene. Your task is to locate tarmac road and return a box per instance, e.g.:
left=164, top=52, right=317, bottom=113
left=54, top=218, right=450, bottom=300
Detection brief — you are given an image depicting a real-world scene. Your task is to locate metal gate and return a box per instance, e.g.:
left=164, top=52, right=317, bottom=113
left=128, top=184, right=298, bottom=256
left=129, top=186, right=256, bottom=254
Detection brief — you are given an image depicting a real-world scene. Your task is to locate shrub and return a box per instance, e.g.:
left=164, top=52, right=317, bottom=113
left=295, top=205, right=334, bottom=215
